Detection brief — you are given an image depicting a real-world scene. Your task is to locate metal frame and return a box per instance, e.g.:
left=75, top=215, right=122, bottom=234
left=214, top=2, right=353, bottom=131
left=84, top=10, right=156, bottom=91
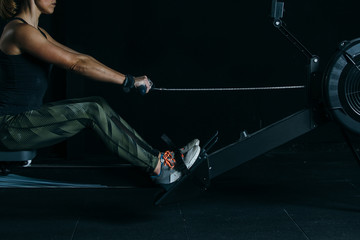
left=154, top=0, right=354, bottom=205
left=207, top=0, right=321, bottom=179
left=209, top=109, right=316, bottom=178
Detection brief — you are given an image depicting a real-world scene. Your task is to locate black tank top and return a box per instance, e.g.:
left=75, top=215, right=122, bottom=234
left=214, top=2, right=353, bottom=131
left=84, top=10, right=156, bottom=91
left=0, top=17, right=52, bottom=116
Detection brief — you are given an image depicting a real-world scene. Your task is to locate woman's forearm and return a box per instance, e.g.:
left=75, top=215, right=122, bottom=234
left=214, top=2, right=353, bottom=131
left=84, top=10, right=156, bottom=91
left=69, top=54, right=126, bottom=85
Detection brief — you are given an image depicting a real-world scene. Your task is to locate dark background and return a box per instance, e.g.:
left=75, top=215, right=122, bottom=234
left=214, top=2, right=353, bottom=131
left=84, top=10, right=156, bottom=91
left=32, top=0, right=360, bottom=161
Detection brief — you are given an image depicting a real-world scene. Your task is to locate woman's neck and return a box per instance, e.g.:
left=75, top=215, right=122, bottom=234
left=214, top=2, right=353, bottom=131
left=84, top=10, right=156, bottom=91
left=15, top=2, right=41, bottom=28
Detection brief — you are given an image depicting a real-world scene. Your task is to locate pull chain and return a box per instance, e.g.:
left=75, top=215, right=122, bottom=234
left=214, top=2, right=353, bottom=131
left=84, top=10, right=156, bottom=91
left=152, top=85, right=305, bottom=92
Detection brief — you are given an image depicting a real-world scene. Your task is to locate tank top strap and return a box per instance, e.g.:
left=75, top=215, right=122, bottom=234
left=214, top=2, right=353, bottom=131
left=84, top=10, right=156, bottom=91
left=10, top=17, right=27, bottom=24
left=37, top=27, right=47, bottom=39
left=9, top=17, right=47, bottom=39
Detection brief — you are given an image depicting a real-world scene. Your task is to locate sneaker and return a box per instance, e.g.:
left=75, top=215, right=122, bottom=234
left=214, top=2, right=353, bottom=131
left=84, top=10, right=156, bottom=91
left=152, top=146, right=201, bottom=185
left=152, top=151, right=182, bottom=185
left=180, top=139, right=200, bottom=154
left=183, top=145, right=201, bottom=168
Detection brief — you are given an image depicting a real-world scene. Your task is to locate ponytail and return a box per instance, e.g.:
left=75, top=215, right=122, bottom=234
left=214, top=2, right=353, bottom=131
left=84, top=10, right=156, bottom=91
left=0, top=0, right=19, bottom=19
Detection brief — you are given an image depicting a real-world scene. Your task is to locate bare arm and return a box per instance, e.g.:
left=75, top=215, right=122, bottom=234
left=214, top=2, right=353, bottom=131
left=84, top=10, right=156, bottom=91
left=14, top=24, right=126, bottom=85
left=14, top=24, right=151, bottom=92
left=38, top=27, right=80, bottom=54
left=39, top=27, right=122, bottom=76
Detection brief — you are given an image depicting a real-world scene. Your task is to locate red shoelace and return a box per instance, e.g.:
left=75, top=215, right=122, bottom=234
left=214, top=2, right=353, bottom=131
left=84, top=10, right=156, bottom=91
left=162, top=151, right=176, bottom=169
left=162, top=151, right=185, bottom=169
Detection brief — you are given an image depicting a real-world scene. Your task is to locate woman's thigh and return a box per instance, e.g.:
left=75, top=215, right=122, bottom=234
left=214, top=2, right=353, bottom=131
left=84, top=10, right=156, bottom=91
left=0, top=98, right=95, bottom=150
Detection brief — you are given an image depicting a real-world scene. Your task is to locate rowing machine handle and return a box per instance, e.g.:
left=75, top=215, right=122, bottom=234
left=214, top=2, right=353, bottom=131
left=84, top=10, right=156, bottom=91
left=137, top=79, right=154, bottom=96
left=138, top=85, right=147, bottom=95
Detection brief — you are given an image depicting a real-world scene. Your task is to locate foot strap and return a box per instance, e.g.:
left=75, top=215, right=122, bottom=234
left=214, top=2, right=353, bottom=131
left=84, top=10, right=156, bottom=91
left=174, top=150, right=190, bottom=175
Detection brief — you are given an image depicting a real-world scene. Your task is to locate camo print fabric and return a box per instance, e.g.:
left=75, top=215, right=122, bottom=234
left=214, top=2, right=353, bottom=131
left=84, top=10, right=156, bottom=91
left=0, top=96, right=159, bottom=172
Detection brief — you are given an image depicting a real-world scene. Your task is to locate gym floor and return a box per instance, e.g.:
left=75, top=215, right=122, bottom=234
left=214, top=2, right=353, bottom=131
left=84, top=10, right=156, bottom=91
left=0, top=143, right=359, bottom=240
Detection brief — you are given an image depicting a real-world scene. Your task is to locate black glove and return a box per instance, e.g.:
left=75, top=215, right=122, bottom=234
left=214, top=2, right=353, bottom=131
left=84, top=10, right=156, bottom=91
left=123, top=75, right=135, bottom=93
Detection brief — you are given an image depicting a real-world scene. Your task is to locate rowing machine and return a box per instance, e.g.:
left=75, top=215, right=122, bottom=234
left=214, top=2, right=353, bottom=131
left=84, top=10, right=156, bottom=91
left=154, top=0, right=360, bottom=205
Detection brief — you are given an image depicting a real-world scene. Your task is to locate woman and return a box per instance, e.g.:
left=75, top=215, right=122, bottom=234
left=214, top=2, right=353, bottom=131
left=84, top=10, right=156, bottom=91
left=0, top=0, right=200, bottom=185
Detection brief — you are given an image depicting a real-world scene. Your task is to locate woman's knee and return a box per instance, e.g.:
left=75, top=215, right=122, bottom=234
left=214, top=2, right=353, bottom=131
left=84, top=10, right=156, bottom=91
left=71, top=96, right=108, bottom=108
left=91, top=96, right=109, bottom=108
left=84, top=98, right=113, bottom=122
left=70, top=96, right=109, bottom=116
left=52, top=96, right=112, bottom=123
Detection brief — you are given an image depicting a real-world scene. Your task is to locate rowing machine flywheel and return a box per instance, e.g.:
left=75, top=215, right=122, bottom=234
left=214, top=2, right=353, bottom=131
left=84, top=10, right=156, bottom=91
left=324, top=38, right=360, bottom=135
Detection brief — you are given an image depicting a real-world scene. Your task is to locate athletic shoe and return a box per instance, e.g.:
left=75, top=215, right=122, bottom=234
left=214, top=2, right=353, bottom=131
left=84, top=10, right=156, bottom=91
left=183, top=145, right=200, bottom=168
left=152, top=151, right=181, bottom=185
left=152, top=145, right=201, bottom=185
left=180, top=139, right=200, bottom=154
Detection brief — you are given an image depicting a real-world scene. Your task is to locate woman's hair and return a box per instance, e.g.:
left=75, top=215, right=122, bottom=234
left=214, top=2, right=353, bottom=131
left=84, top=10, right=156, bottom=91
left=0, top=0, right=22, bottom=19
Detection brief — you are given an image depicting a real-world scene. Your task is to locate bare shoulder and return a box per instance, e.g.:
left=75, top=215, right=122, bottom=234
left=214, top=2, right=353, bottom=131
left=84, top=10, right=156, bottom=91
left=0, top=21, right=29, bottom=54
left=1, top=21, right=78, bottom=68
left=12, top=22, right=46, bottom=42
left=1, top=21, right=48, bottom=55
left=2, top=20, right=30, bottom=37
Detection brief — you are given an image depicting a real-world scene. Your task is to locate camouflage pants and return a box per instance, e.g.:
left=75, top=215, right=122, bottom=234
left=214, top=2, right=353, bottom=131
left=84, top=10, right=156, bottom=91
left=0, top=97, right=159, bottom=172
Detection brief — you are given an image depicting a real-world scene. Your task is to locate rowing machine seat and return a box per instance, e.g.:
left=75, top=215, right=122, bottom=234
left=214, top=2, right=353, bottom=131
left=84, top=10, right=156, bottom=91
left=0, top=150, right=36, bottom=174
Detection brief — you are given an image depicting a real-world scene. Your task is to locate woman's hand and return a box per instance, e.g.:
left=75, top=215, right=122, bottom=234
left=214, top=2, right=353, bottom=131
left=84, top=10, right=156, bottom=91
left=134, top=75, right=152, bottom=94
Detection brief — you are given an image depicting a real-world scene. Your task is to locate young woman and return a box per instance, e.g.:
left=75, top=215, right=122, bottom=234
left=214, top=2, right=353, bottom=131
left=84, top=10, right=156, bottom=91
left=0, top=0, right=200, bottom=185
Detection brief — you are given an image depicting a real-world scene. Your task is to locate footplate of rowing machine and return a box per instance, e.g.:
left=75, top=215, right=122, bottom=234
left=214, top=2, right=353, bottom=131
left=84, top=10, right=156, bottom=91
left=154, top=153, right=210, bottom=205
left=154, top=132, right=218, bottom=206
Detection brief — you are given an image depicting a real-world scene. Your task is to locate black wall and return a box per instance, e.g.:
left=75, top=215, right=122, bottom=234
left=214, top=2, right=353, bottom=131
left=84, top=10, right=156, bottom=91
left=37, top=0, right=360, bottom=160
